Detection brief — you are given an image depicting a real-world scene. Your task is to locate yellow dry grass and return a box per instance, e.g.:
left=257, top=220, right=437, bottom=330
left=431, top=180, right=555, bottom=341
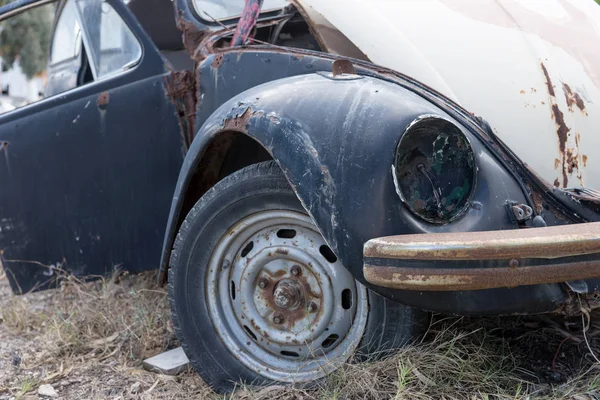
left=1, top=271, right=599, bottom=399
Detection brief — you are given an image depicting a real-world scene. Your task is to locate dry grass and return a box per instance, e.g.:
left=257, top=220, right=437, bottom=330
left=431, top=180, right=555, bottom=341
left=1, top=272, right=600, bottom=399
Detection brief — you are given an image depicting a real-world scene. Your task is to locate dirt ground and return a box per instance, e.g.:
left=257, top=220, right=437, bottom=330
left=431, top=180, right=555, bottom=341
left=1, top=270, right=600, bottom=400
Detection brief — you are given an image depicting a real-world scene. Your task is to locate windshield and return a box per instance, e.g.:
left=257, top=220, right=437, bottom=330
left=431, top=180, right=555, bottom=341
left=193, top=0, right=288, bottom=21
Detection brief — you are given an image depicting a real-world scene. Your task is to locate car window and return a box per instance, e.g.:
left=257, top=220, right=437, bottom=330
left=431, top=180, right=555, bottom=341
left=0, top=0, right=141, bottom=116
left=0, top=2, right=58, bottom=113
left=50, top=0, right=82, bottom=64
left=76, top=0, right=142, bottom=78
left=193, top=0, right=288, bottom=21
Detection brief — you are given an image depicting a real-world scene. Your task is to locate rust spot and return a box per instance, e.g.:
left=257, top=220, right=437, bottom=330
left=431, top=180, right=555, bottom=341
left=1, top=141, right=7, bottom=149
left=520, top=89, right=526, bottom=94
left=97, top=92, right=109, bottom=108
left=562, top=83, right=587, bottom=114
left=583, top=155, right=588, bottom=167
left=222, top=107, right=253, bottom=132
left=177, top=14, right=210, bottom=60
left=211, top=53, right=224, bottom=68
left=554, top=178, right=560, bottom=187
left=332, top=59, right=356, bottom=77
left=164, top=70, right=198, bottom=151
left=554, top=158, right=560, bottom=169
left=275, top=248, right=289, bottom=256
left=574, top=93, right=586, bottom=114
left=540, top=62, right=555, bottom=97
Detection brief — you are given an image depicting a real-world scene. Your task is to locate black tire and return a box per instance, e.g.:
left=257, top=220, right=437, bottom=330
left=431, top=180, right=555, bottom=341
left=169, top=161, right=425, bottom=393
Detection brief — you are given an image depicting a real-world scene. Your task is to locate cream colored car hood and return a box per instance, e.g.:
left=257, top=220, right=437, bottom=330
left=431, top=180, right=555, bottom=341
left=299, top=0, right=600, bottom=189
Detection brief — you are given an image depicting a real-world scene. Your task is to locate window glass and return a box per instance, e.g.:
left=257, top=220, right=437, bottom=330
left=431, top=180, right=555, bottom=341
left=50, top=1, right=82, bottom=64
left=0, top=2, right=59, bottom=113
left=76, top=0, right=142, bottom=78
left=193, top=0, right=288, bottom=21
left=0, top=0, right=141, bottom=116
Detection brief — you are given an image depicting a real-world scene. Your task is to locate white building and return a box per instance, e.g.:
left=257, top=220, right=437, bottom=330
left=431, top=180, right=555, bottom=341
left=0, top=56, right=45, bottom=105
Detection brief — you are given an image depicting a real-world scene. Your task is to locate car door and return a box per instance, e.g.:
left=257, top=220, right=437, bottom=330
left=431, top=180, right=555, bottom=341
left=0, top=0, right=183, bottom=293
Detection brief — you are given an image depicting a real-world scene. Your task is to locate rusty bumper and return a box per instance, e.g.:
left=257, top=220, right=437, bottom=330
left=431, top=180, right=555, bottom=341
left=363, top=222, right=600, bottom=291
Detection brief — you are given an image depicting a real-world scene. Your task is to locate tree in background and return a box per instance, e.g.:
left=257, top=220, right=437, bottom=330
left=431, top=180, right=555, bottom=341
left=0, top=1, right=55, bottom=79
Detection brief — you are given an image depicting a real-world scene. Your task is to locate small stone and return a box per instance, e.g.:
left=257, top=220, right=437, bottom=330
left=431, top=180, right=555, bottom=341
left=143, top=347, right=190, bottom=376
left=38, top=384, right=58, bottom=398
left=11, top=354, right=21, bottom=367
left=129, top=382, right=141, bottom=394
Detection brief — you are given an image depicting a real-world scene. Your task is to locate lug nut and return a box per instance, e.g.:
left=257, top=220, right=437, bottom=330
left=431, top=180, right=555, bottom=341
left=273, top=314, right=284, bottom=324
left=258, top=278, right=269, bottom=289
left=291, top=265, right=301, bottom=276
left=308, top=301, right=318, bottom=313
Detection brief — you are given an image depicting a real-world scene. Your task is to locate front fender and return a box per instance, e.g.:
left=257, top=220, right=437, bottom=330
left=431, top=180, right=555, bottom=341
left=158, top=72, right=555, bottom=313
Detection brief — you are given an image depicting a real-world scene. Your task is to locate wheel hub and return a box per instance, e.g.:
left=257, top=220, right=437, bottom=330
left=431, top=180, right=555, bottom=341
left=273, top=278, right=304, bottom=310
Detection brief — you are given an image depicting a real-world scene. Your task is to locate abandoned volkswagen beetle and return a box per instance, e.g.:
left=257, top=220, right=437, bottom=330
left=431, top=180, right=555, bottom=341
left=1, top=0, right=600, bottom=392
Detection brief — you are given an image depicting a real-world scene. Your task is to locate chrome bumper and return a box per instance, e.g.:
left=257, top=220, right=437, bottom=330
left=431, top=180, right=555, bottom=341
left=363, top=222, right=600, bottom=291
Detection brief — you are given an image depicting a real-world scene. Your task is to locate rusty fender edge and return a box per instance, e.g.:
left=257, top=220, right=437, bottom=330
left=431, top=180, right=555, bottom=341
left=363, top=222, right=600, bottom=291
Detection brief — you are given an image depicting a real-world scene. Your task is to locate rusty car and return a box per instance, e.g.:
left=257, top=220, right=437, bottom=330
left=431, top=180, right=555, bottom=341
left=1, top=0, right=600, bottom=392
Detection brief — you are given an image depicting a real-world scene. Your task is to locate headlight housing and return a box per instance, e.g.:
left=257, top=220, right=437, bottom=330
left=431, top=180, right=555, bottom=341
left=393, top=115, right=476, bottom=224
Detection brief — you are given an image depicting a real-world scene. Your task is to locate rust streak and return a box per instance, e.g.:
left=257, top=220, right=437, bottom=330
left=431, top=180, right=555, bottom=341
left=177, top=14, right=210, bottom=61
left=551, top=104, right=571, bottom=187
left=562, top=83, right=587, bottom=114
left=541, top=63, right=574, bottom=187
left=164, top=70, right=198, bottom=151
left=574, top=92, right=586, bottom=114
left=540, top=62, right=555, bottom=97
left=563, top=83, right=575, bottom=112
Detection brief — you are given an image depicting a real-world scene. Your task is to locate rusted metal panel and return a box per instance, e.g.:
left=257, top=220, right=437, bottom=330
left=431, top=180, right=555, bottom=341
left=164, top=70, right=198, bottom=151
left=364, top=222, right=600, bottom=261
left=364, top=261, right=600, bottom=292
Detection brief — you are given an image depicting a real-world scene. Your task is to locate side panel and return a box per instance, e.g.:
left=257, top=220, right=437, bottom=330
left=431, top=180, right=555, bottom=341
left=0, top=0, right=183, bottom=292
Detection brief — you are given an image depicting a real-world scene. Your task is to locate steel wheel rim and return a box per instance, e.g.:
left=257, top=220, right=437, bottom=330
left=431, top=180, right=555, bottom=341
left=206, top=210, right=368, bottom=382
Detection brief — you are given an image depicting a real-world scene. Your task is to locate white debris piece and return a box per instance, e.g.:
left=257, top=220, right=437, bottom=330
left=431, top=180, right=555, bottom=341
left=38, top=384, right=58, bottom=398
left=143, top=347, right=190, bottom=376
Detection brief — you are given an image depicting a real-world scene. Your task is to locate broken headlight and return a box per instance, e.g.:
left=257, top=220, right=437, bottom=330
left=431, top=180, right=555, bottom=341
left=393, top=115, right=476, bottom=224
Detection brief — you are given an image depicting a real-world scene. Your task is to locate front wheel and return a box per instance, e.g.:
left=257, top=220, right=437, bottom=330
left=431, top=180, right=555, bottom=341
left=169, top=161, right=425, bottom=393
